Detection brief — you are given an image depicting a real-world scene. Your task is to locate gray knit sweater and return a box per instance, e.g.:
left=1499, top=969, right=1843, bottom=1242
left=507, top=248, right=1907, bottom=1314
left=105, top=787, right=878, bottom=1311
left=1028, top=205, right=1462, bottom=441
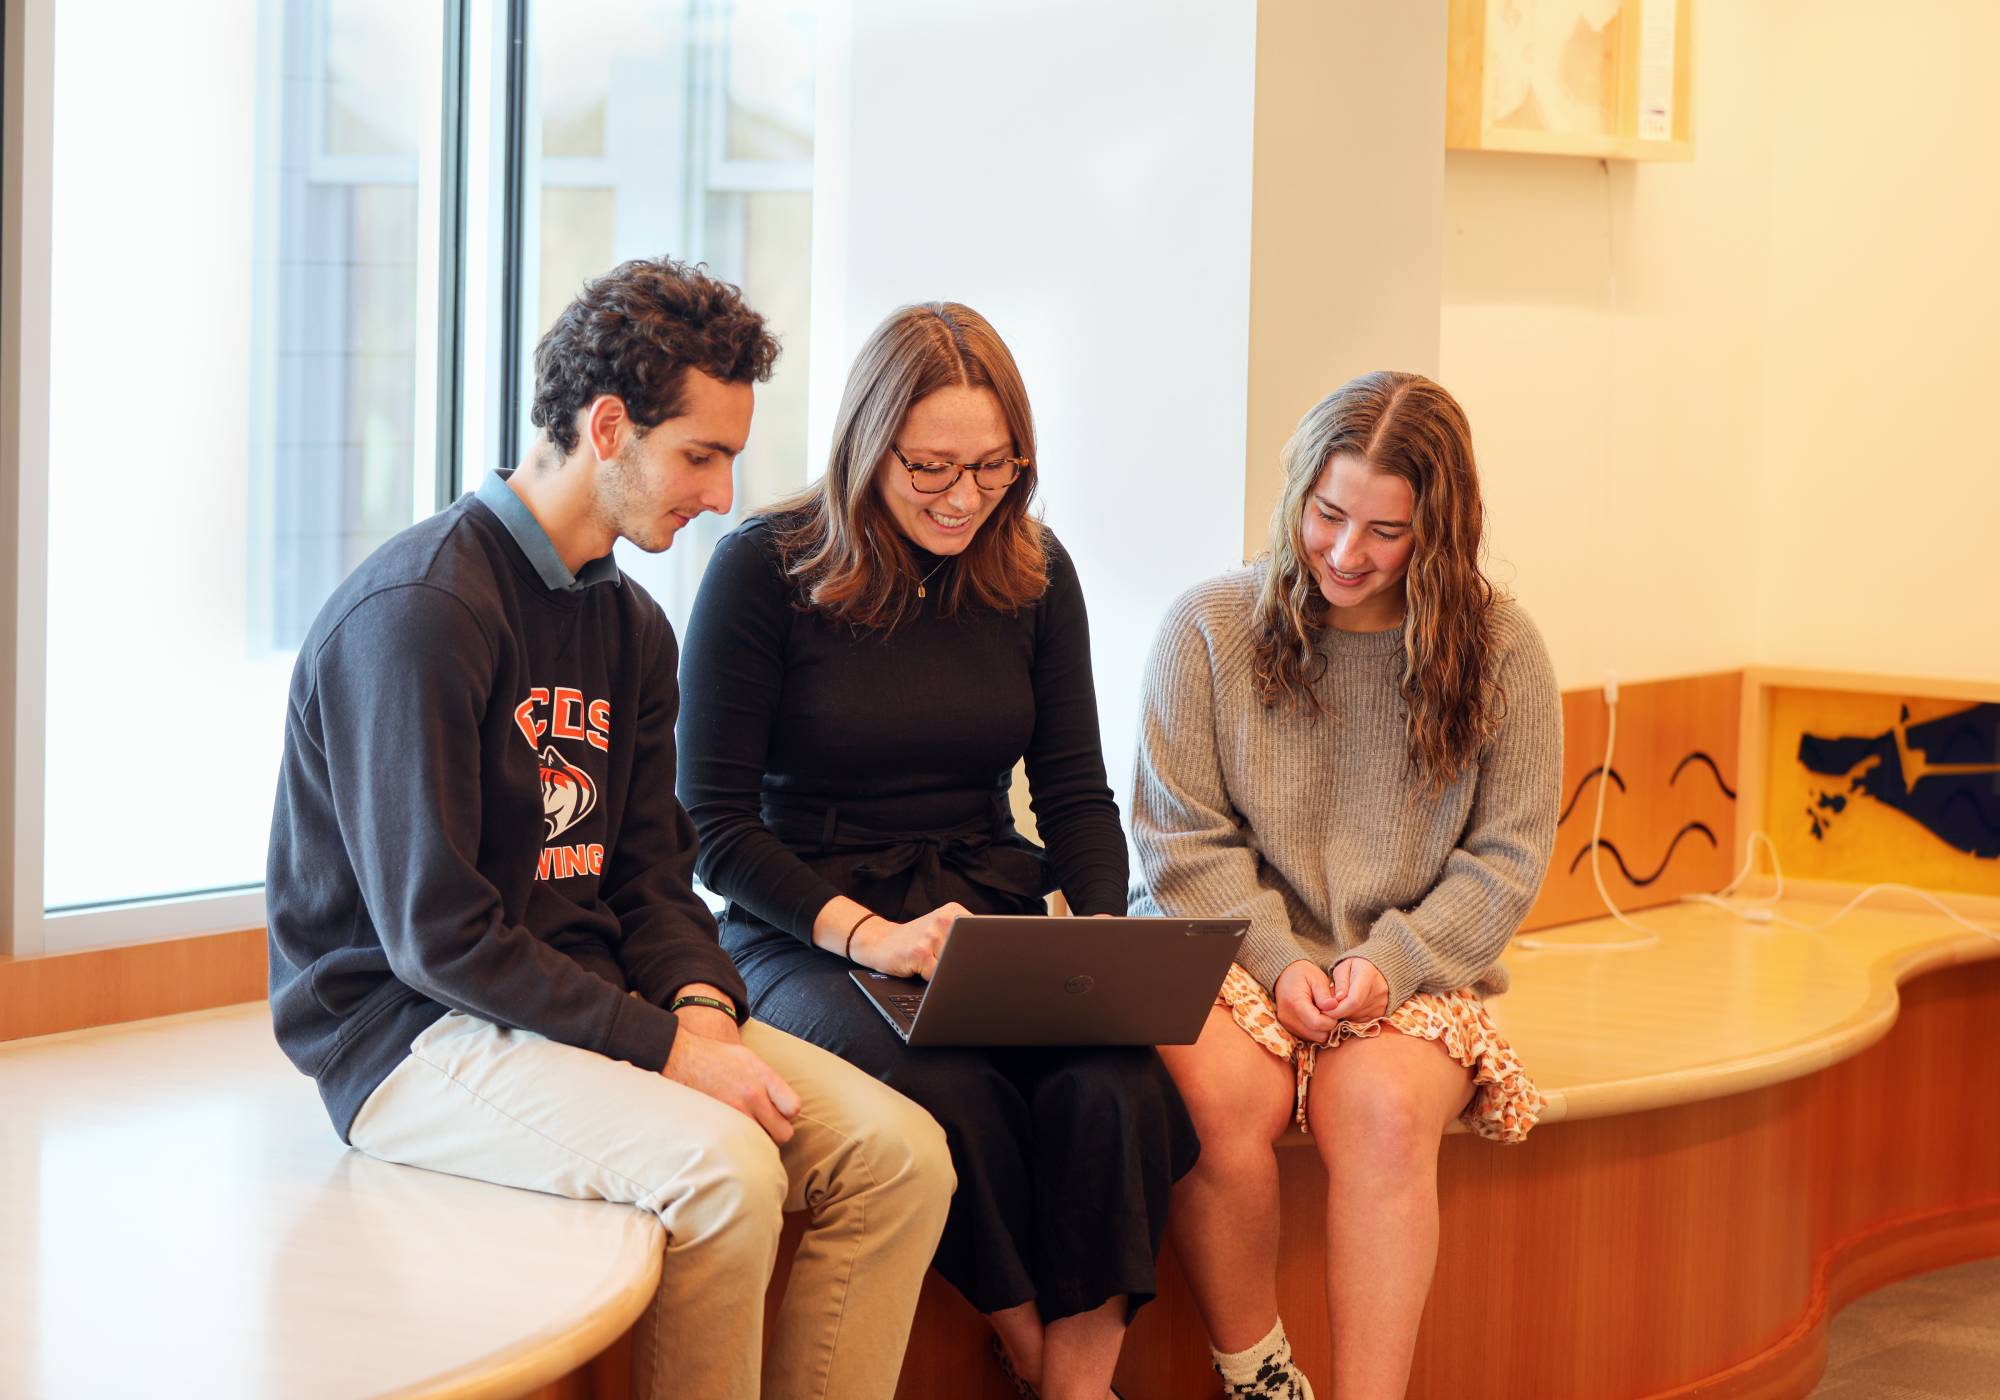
left=1130, top=567, right=1561, bottom=1012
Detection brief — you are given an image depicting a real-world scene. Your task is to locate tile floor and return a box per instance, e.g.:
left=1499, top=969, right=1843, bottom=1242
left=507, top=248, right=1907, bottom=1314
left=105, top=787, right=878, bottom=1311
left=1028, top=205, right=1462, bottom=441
left=1808, top=1257, right=2000, bottom=1399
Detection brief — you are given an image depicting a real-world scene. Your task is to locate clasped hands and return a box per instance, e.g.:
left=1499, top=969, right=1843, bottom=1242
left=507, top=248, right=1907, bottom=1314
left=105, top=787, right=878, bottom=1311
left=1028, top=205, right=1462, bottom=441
left=1273, top=956, right=1388, bottom=1044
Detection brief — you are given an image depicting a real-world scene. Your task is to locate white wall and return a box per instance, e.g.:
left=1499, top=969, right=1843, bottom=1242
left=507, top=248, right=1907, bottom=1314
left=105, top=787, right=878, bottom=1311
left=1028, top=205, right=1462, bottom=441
left=1243, top=0, right=1447, bottom=557
left=1753, top=0, right=2000, bottom=683
left=1439, top=4, right=1775, bottom=691
left=1440, top=2, right=1998, bottom=692
left=808, top=0, right=1258, bottom=826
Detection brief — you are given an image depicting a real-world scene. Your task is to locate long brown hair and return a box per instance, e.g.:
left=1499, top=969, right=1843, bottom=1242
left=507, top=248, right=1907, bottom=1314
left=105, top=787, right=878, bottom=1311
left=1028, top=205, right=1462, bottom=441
left=765, top=303, right=1047, bottom=628
left=1251, top=371, right=1502, bottom=794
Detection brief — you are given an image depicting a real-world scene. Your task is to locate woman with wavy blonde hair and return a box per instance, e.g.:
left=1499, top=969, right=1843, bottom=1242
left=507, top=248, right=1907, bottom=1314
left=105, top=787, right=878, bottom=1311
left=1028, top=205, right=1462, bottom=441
left=679, top=302, right=1195, bottom=1400
left=1131, top=371, right=1560, bottom=1400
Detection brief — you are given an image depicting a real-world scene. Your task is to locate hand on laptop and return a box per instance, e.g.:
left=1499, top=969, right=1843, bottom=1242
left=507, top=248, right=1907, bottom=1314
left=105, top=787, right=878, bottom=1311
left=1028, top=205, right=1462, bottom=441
left=663, top=1026, right=803, bottom=1144
left=852, top=901, right=971, bottom=981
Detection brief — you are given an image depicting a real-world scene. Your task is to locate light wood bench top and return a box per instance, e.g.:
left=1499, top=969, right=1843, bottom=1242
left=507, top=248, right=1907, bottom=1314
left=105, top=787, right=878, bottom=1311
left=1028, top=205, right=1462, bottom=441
left=5, top=890, right=1991, bottom=1398
left=1491, top=891, right=1998, bottom=1124
left=0, top=1006, right=662, bottom=1400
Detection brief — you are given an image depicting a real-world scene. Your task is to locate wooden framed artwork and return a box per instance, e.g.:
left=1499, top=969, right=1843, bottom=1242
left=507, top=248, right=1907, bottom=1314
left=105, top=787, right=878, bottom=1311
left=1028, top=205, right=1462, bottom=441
left=1747, top=673, right=2000, bottom=898
left=1447, top=0, right=1695, bottom=161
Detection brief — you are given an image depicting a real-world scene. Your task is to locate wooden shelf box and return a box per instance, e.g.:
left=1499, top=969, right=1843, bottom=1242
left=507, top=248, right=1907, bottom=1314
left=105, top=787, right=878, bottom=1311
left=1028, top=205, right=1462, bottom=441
left=1447, top=0, right=1695, bottom=161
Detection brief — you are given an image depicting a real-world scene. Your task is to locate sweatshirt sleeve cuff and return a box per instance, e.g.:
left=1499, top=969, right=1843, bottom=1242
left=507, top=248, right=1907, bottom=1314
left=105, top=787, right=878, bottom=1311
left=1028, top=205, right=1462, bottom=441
left=776, top=868, right=847, bottom=944
left=1338, top=926, right=1429, bottom=1014
left=603, top=994, right=682, bottom=1074
left=665, top=945, right=751, bottom=1016
left=1238, top=929, right=1315, bottom=996
left=1065, top=871, right=1131, bottom=917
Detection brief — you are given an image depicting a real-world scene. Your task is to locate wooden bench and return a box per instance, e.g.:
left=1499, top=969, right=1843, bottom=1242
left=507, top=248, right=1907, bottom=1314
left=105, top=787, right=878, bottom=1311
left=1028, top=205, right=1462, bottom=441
left=4, top=888, right=1995, bottom=1399
left=0, top=1004, right=661, bottom=1399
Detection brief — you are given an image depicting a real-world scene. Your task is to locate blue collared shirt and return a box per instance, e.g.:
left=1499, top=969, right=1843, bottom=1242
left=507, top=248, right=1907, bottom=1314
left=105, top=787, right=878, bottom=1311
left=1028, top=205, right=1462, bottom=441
left=476, top=469, right=621, bottom=593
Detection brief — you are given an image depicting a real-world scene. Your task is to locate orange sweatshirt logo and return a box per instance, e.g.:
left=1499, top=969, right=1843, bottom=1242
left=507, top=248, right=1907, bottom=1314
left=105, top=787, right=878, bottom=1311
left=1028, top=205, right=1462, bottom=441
left=515, top=686, right=611, bottom=878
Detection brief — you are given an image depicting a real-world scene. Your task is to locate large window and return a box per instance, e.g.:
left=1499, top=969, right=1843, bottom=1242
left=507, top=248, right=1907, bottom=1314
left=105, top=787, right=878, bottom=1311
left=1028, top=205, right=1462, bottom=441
left=7, top=0, right=816, bottom=951
left=41, top=0, right=449, bottom=917
left=510, top=0, right=816, bottom=635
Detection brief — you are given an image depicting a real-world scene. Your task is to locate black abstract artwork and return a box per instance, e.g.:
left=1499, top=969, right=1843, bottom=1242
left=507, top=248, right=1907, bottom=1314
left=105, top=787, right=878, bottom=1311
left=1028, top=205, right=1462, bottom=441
left=1797, top=703, right=2000, bottom=859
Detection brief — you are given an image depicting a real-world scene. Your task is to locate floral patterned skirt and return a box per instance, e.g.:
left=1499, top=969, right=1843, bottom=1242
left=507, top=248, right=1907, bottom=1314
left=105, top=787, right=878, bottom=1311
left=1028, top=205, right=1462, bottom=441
left=1216, top=963, right=1544, bottom=1144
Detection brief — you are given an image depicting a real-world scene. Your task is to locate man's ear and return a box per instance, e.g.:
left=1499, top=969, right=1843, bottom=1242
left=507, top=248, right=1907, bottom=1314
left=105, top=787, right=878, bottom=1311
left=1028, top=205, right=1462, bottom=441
left=583, top=395, right=629, bottom=465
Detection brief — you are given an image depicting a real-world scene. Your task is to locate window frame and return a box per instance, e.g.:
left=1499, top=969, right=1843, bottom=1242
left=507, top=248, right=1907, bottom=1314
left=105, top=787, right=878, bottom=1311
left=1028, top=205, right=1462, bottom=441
left=0, top=0, right=811, bottom=956
left=1, top=0, right=482, bottom=956
left=3, top=0, right=56, bottom=958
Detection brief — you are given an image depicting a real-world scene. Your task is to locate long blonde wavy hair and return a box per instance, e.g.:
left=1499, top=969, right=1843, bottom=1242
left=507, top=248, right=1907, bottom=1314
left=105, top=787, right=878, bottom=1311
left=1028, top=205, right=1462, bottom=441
left=1251, top=371, right=1502, bottom=794
left=764, top=302, right=1047, bottom=629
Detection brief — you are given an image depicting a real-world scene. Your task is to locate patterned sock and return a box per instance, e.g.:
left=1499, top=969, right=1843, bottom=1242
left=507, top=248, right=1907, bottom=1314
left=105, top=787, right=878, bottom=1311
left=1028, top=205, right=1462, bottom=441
left=1211, top=1318, right=1316, bottom=1399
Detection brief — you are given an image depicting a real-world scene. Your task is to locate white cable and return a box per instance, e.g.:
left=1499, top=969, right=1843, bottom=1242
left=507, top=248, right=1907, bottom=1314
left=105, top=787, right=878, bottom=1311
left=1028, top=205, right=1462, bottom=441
left=1718, top=829, right=1785, bottom=904
left=1683, top=787, right=2000, bottom=939
left=1516, top=679, right=1659, bottom=953
left=1774, top=881, right=1999, bottom=940
left=1679, top=830, right=1786, bottom=919
left=1688, top=829, right=1999, bottom=944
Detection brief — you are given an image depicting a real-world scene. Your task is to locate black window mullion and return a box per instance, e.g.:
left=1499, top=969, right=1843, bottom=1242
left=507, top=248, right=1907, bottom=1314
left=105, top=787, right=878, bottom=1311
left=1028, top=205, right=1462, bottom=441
left=497, top=0, right=530, bottom=475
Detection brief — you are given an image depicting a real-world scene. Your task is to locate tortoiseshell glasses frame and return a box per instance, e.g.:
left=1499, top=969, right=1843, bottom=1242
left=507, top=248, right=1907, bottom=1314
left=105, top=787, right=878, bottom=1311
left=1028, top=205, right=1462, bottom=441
left=889, top=443, right=1033, bottom=494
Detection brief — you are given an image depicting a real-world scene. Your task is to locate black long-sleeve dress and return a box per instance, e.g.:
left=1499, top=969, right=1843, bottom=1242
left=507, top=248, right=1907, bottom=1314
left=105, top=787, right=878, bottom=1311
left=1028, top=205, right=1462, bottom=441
left=677, top=512, right=1196, bottom=1321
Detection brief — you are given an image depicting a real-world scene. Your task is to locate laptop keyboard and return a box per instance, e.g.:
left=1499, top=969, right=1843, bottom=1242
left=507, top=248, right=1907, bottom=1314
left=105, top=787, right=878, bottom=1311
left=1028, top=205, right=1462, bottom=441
left=886, top=992, right=926, bottom=1018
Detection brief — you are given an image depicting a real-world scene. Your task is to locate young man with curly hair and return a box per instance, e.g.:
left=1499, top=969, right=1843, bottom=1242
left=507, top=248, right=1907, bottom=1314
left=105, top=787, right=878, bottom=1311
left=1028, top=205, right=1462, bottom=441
left=267, top=257, right=954, bottom=1400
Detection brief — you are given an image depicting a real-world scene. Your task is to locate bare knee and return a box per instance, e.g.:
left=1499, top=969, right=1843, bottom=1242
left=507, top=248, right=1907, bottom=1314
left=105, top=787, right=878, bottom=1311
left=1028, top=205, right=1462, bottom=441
left=1191, top=1109, right=1287, bottom=1187
left=1312, top=1077, right=1442, bottom=1176
left=1164, top=1040, right=1291, bottom=1181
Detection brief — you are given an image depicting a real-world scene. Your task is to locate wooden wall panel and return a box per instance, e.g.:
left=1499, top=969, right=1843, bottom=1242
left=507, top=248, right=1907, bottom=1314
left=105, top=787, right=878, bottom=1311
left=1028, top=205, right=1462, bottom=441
left=1521, top=670, right=1743, bottom=932
left=0, top=927, right=266, bottom=1042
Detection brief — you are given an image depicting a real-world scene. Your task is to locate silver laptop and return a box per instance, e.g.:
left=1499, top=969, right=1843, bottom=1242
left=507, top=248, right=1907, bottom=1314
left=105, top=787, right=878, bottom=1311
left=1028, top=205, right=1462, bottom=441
left=849, top=914, right=1248, bottom=1047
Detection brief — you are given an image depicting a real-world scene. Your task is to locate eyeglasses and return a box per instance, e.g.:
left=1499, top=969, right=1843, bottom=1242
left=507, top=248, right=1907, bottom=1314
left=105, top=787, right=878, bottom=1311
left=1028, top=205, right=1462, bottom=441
left=890, top=444, right=1032, bottom=494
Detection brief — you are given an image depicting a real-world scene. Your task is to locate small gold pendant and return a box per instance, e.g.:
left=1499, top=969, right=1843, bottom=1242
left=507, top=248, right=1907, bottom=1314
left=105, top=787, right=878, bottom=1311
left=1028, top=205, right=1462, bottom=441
left=918, top=584, right=927, bottom=598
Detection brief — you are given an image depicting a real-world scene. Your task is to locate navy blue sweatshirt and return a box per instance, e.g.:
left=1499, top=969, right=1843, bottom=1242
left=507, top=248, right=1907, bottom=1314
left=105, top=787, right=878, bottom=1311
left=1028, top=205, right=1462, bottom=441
left=267, top=481, right=748, bottom=1140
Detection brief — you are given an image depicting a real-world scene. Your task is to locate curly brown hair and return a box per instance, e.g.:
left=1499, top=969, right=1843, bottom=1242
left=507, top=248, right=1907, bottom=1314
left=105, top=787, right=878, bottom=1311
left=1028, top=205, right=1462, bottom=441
left=1252, top=371, right=1503, bottom=795
left=762, top=302, right=1048, bottom=630
left=530, top=256, right=780, bottom=457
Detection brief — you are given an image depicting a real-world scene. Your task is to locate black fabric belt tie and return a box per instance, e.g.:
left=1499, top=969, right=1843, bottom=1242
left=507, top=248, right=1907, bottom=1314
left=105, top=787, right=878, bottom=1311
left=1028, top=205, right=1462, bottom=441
left=763, top=800, right=1054, bottom=922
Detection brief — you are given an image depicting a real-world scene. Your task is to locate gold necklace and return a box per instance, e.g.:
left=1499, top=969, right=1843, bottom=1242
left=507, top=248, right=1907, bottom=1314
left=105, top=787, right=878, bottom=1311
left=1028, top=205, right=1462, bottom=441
left=915, top=555, right=949, bottom=599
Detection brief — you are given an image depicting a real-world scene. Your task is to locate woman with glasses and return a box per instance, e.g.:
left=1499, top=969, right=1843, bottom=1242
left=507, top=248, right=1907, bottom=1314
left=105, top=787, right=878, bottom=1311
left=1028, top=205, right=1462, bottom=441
left=1131, top=372, right=1557, bottom=1400
left=678, top=302, right=1193, bottom=1400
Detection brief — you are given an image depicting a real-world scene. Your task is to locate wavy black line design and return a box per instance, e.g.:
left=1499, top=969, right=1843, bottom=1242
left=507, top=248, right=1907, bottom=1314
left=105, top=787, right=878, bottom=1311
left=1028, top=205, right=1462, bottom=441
left=1557, top=766, right=1627, bottom=827
left=1567, top=822, right=1719, bottom=887
left=1669, top=750, right=1738, bottom=801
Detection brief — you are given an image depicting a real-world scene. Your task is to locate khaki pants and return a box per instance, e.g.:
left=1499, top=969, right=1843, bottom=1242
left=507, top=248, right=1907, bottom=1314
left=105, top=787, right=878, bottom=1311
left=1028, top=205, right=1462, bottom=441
left=348, top=1011, right=954, bottom=1400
